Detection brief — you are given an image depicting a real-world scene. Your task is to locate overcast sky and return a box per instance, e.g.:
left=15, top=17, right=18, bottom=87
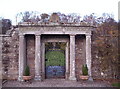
left=0, top=0, right=119, bottom=24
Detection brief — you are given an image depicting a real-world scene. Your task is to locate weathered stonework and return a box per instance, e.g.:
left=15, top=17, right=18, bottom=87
left=1, top=23, right=93, bottom=81
left=0, top=35, right=2, bottom=88
left=91, top=29, right=119, bottom=79
left=2, top=30, right=19, bottom=80
left=17, top=23, right=93, bottom=81
left=1, top=21, right=119, bottom=81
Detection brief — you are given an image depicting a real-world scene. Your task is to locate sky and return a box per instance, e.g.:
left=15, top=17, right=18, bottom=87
left=0, top=0, right=119, bottom=25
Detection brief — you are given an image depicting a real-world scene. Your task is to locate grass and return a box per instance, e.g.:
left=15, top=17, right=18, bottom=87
left=45, top=51, right=65, bottom=66
left=112, top=82, right=120, bottom=87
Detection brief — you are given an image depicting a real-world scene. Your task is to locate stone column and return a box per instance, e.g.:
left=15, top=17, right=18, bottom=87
left=18, top=34, right=26, bottom=81
left=65, top=42, right=69, bottom=79
left=69, top=34, right=76, bottom=80
left=0, top=35, right=2, bottom=88
left=34, top=34, right=41, bottom=81
left=42, top=42, right=45, bottom=79
left=86, top=34, right=93, bottom=81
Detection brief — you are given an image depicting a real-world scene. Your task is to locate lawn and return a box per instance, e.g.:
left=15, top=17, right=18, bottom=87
left=112, top=82, right=120, bottom=87
left=45, top=51, right=65, bottom=66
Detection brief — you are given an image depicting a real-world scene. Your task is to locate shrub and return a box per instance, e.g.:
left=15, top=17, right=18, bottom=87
left=82, top=64, right=88, bottom=75
left=24, top=65, right=30, bottom=76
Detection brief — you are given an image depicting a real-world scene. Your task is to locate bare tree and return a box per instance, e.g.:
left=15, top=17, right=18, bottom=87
left=16, top=11, right=41, bottom=23
left=0, top=19, right=12, bottom=34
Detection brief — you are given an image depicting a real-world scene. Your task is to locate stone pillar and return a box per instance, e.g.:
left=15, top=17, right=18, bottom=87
left=0, top=35, right=2, bottom=88
left=65, top=42, right=69, bottom=79
left=0, top=20, right=2, bottom=34
left=34, top=34, right=41, bottom=81
left=18, top=34, right=26, bottom=81
left=86, top=34, right=93, bottom=81
left=69, top=34, right=76, bottom=80
left=42, top=42, right=45, bottom=79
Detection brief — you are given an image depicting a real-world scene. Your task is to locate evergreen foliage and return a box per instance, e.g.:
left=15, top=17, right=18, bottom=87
left=24, top=65, right=30, bottom=76
left=82, top=64, right=88, bottom=76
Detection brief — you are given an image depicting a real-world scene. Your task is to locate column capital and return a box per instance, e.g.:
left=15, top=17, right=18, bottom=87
left=19, top=33, right=25, bottom=36
left=35, top=34, right=41, bottom=36
left=69, top=34, right=76, bottom=36
left=86, top=35, right=91, bottom=38
left=85, top=33, right=91, bottom=36
left=19, top=34, right=25, bottom=40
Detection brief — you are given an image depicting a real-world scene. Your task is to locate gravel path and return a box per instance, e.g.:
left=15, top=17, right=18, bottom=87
left=2, top=79, right=112, bottom=87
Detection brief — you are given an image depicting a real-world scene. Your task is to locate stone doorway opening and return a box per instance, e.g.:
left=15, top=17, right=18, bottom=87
left=45, top=42, right=66, bottom=79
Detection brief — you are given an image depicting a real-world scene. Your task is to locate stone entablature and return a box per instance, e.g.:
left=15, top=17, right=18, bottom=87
left=18, top=22, right=94, bottom=27
left=18, top=23, right=95, bottom=36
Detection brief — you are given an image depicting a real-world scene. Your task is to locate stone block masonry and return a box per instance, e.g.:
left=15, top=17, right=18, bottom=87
left=2, top=30, right=19, bottom=80
left=1, top=22, right=119, bottom=81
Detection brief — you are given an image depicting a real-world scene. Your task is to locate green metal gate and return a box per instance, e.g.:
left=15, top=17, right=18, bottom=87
left=45, top=42, right=66, bottom=79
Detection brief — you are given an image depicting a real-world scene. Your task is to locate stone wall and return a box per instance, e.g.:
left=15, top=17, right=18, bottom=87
left=91, top=29, right=119, bottom=79
left=91, top=32, right=102, bottom=79
left=1, top=27, right=119, bottom=80
left=2, top=29, right=19, bottom=80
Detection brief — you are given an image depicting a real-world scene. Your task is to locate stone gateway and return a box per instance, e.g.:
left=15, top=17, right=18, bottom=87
left=17, top=22, right=94, bottom=81
left=1, top=14, right=96, bottom=81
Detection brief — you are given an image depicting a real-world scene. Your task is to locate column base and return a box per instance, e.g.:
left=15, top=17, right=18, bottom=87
left=65, top=72, right=69, bottom=80
left=34, top=75, right=42, bottom=81
left=42, top=72, right=45, bottom=80
left=69, top=76, right=76, bottom=80
left=18, top=76, right=24, bottom=81
left=88, top=76, right=93, bottom=81
left=0, top=79, right=2, bottom=89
